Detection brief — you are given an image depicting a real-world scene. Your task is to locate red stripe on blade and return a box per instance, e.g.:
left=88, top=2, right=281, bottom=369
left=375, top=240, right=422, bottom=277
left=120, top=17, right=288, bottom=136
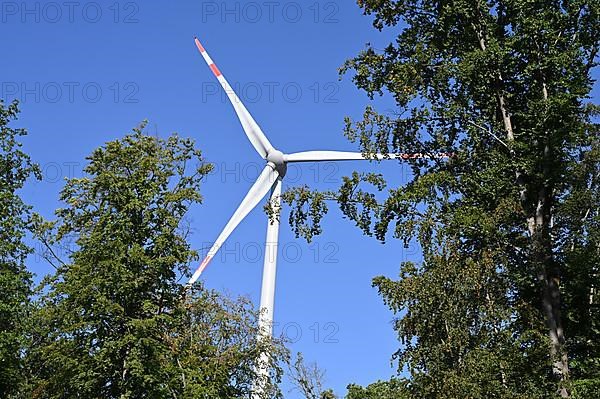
left=197, top=254, right=213, bottom=274
left=201, top=254, right=212, bottom=267
left=194, top=38, right=206, bottom=53
left=209, top=64, right=222, bottom=77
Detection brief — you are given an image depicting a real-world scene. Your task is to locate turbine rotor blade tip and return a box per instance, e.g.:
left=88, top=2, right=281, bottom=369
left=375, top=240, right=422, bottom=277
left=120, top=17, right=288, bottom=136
left=191, top=38, right=273, bottom=158
left=194, top=37, right=205, bottom=52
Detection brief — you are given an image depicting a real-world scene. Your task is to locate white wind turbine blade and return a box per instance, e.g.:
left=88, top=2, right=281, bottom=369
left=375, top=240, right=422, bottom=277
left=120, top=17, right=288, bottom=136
left=285, top=150, right=453, bottom=162
left=194, top=37, right=274, bottom=159
left=187, top=165, right=279, bottom=286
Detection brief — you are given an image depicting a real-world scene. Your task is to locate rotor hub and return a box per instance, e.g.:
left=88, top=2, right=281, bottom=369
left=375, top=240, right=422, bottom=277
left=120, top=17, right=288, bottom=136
left=266, top=149, right=286, bottom=177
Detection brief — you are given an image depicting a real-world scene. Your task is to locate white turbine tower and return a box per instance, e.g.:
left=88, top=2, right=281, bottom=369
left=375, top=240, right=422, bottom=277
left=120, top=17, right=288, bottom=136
left=188, top=37, right=450, bottom=398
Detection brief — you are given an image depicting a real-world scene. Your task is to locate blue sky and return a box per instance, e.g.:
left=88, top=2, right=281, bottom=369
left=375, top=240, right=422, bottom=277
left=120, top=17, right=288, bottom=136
left=2, top=0, right=554, bottom=396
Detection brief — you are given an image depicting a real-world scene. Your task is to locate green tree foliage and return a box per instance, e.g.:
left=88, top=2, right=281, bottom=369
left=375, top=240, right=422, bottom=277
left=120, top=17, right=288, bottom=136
left=346, top=379, right=408, bottom=399
left=25, top=126, right=285, bottom=398
left=282, top=1, right=599, bottom=397
left=0, top=100, right=39, bottom=397
left=164, top=288, right=285, bottom=399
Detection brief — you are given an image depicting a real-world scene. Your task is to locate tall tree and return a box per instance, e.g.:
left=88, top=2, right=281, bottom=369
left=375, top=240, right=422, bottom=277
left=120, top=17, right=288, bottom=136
left=27, top=126, right=285, bottom=398
left=0, top=100, right=39, bottom=397
left=287, top=352, right=337, bottom=399
left=283, top=1, right=599, bottom=397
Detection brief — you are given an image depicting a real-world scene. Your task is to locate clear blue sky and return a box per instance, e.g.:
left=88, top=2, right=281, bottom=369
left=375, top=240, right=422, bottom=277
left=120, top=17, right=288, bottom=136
left=3, top=1, right=430, bottom=396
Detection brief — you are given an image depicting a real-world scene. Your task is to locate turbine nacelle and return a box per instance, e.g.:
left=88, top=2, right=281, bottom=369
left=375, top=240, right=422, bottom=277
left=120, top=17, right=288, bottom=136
left=266, top=149, right=287, bottom=177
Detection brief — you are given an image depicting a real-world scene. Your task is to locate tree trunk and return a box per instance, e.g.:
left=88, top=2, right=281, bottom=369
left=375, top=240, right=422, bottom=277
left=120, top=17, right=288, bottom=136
left=473, top=10, right=570, bottom=394
left=527, top=153, right=569, bottom=397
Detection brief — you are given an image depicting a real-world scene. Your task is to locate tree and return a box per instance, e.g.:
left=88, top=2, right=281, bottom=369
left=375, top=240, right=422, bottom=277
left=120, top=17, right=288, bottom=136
left=287, top=352, right=337, bottom=399
left=0, top=100, right=39, bottom=397
left=346, top=379, right=408, bottom=399
left=164, top=287, right=286, bottom=398
left=26, top=125, right=285, bottom=398
left=283, top=1, right=599, bottom=397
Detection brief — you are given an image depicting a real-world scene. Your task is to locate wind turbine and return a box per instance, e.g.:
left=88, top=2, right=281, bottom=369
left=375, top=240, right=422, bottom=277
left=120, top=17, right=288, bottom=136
left=188, top=37, right=450, bottom=397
